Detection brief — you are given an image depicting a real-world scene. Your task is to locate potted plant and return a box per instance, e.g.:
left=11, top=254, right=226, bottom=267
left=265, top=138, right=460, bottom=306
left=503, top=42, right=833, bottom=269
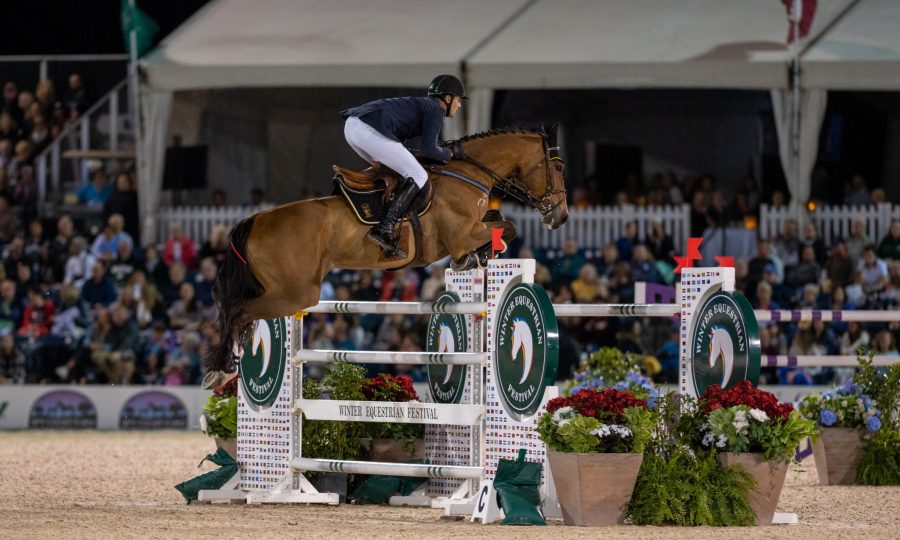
left=359, top=373, right=425, bottom=462
left=536, top=387, right=655, bottom=526
left=683, top=381, right=818, bottom=525
left=799, top=378, right=883, bottom=485
left=200, top=375, right=238, bottom=459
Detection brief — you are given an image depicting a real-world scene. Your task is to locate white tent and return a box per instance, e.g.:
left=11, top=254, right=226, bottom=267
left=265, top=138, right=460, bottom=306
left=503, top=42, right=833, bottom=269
left=137, top=0, right=898, bottom=242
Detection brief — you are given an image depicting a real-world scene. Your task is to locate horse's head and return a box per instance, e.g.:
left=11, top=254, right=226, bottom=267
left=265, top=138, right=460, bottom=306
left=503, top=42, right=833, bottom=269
left=502, top=126, right=568, bottom=230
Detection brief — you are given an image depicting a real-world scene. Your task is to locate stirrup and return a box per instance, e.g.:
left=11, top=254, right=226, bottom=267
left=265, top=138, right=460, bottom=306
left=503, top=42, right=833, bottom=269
left=367, top=228, right=406, bottom=258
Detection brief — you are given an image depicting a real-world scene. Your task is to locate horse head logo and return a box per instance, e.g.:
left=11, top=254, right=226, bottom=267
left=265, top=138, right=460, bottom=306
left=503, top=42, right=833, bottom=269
left=438, top=322, right=456, bottom=384
left=252, top=321, right=272, bottom=378
left=708, top=326, right=734, bottom=386
left=510, top=318, right=534, bottom=384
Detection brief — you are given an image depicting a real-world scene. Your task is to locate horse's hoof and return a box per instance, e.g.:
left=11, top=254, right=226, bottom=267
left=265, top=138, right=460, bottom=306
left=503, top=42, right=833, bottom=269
left=451, top=253, right=476, bottom=272
left=201, top=370, right=236, bottom=390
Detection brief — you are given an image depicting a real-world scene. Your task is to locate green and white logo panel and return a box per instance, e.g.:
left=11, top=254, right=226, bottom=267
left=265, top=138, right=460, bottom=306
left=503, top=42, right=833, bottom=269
left=689, top=290, right=760, bottom=395
left=426, top=291, right=468, bottom=404
left=493, top=282, right=558, bottom=421
left=239, top=318, right=287, bottom=410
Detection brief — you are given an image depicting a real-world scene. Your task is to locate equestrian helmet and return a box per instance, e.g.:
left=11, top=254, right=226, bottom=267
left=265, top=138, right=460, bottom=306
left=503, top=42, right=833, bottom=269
left=428, top=74, right=467, bottom=99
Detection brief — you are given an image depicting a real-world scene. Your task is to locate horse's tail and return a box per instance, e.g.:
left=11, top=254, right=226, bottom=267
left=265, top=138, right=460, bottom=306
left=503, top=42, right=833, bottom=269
left=205, top=216, right=265, bottom=376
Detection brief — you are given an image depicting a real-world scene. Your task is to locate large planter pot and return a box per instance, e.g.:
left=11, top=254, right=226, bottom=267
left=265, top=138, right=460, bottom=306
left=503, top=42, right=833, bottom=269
left=361, top=438, right=425, bottom=462
left=813, top=427, right=865, bottom=485
left=214, top=437, right=237, bottom=460
left=717, top=452, right=789, bottom=526
left=547, top=449, right=643, bottom=526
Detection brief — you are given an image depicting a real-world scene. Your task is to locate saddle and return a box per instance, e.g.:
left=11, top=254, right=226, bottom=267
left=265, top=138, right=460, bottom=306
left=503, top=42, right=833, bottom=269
left=333, top=163, right=433, bottom=225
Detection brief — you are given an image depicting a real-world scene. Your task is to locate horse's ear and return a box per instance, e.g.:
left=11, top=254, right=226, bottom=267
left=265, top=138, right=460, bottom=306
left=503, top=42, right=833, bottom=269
left=548, top=123, right=560, bottom=145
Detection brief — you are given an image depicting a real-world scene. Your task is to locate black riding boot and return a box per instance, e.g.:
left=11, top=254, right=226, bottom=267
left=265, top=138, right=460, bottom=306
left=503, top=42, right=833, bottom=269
left=367, top=177, right=420, bottom=257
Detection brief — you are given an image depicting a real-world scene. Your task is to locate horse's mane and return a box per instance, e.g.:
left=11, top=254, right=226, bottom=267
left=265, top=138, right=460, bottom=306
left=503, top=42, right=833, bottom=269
left=449, top=127, right=546, bottom=145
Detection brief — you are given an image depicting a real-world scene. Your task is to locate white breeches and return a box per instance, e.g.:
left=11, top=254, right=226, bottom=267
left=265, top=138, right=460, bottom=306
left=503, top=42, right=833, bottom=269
left=344, top=116, right=428, bottom=188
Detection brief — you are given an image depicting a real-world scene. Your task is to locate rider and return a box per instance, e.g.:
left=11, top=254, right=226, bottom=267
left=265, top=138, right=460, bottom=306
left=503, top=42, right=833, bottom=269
left=341, top=74, right=466, bottom=257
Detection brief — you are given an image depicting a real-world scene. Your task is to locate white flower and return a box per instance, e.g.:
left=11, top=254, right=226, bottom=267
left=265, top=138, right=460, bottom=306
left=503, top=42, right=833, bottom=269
left=868, top=408, right=878, bottom=416
left=749, top=408, right=769, bottom=422
left=733, top=410, right=749, bottom=432
left=199, top=414, right=208, bottom=434
left=716, top=434, right=728, bottom=448
left=553, top=406, right=573, bottom=422
left=558, top=418, right=572, bottom=427
left=702, top=432, right=715, bottom=446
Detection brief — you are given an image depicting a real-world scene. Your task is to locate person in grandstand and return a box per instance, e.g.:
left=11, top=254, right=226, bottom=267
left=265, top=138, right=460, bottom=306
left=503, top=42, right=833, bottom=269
left=341, top=74, right=465, bottom=258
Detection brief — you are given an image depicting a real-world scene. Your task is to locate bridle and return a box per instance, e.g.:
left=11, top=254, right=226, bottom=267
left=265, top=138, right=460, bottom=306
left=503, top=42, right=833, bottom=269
left=447, top=134, right=567, bottom=215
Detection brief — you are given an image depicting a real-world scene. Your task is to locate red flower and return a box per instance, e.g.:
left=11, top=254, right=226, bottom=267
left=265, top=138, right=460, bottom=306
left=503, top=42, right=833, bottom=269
left=215, top=376, right=239, bottom=397
left=362, top=373, right=420, bottom=402
left=699, top=380, right=791, bottom=420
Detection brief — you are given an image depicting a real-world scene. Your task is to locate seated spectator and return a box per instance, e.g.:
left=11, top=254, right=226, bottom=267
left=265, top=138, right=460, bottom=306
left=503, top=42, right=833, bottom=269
left=23, top=218, right=44, bottom=264
left=782, top=324, right=823, bottom=385
left=108, top=241, right=138, bottom=288
left=0, top=194, right=20, bottom=243
left=0, top=279, right=22, bottom=336
left=167, top=282, right=204, bottom=330
left=63, top=236, right=96, bottom=289
left=80, top=261, right=117, bottom=309
left=139, top=320, right=176, bottom=384
left=761, top=264, right=791, bottom=307
left=103, top=175, right=139, bottom=240
left=18, top=284, right=55, bottom=338
left=551, top=238, right=585, bottom=288
left=571, top=263, right=605, bottom=303
left=774, top=219, right=801, bottom=267
left=872, top=329, right=899, bottom=356
left=630, top=244, right=661, bottom=284
left=64, top=72, right=86, bottom=121
left=162, top=331, right=202, bottom=385
left=76, top=166, right=113, bottom=208
left=163, top=224, right=197, bottom=269
left=142, top=244, right=169, bottom=289
left=0, top=332, right=24, bottom=384
left=877, top=219, right=900, bottom=262
left=597, top=243, right=620, bottom=279
left=645, top=219, right=675, bottom=267
left=107, top=213, right=134, bottom=253
left=48, top=215, right=74, bottom=282
left=689, top=191, right=709, bottom=237
left=824, top=240, right=853, bottom=288
left=857, top=245, right=889, bottom=295
left=91, top=303, right=139, bottom=384
left=786, top=245, right=821, bottom=289
left=798, top=283, right=820, bottom=309
left=0, top=111, right=20, bottom=141
left=3, top=235, right=26, bottom=278
left=198, top=224, right=228, bottom=267
left=120, top=270, right=164, bottom=328
left=754, top=281, right=781, bottom=311
left=90, top=224, right=120, bottom=262
left=800, top=222, right=827, bottom=264
left=615, top=221, right=638, bottom=262
left=846, top=217, right=868, bottom=261
left=246, top=187, right=267, bottom=207
left=837, top=321, right=870, bottom=384
left=13, top=165, right=37, bottom=223
left=160, top=262, right=190, bottom=305
left=843, top=174, right=870, bottom=205
left=193, top=256, right=217, bottom=307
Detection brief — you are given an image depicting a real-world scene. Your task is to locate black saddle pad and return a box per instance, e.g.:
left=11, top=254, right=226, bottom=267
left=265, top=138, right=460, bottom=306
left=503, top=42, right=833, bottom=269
left=333, top=176, right=430, bottom=225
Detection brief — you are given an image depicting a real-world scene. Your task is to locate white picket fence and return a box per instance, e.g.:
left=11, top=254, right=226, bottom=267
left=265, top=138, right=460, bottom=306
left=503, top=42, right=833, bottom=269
left=157, top=205, right=273, bottom=244
left=503, top=203, right=691, bottom=250
left=157, top=202, right=900, bottom=250
left=759, top=203, right=899, bottom=245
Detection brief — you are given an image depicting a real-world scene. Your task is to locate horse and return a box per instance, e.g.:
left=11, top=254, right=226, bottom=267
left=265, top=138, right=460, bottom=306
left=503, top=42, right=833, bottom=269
left=707, top=326, right=735, bottom=386
left=204, top=127, right=568, bottom=386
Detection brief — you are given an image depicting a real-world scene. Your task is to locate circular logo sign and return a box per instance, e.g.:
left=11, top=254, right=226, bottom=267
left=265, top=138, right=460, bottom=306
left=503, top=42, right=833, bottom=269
left=690, top=290, right=761, bottom=396
left=426, top=291, right=468, bottom=404
left=239, top=318, right=287, bottom=410
left=493, top=282, right=558, bottom=421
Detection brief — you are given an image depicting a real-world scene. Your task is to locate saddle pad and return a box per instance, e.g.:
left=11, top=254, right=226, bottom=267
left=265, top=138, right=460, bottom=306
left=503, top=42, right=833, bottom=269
left=334, top=176, right=431, bottom=225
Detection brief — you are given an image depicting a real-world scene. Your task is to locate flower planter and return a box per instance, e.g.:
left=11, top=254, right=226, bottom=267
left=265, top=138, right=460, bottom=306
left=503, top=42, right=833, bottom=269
left=547, top=449, right=643, bottom=526
left=813, top=427, right=865, bottom=485
left=361, top=438, right=425, bottom=463
left=214, top=437, right=237, bottom=460
left=717, top=452, right=788, bottom=525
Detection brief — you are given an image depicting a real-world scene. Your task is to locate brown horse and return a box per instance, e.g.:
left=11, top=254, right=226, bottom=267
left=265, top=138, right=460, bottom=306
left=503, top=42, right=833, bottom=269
left=204, top=127, right=568, bottom=383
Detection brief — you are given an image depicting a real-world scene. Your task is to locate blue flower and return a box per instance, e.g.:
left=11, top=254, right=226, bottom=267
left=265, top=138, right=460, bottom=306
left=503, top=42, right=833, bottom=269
left=866, top=416, right=882, bottom=432
left=647, top=395, right=658, bottom=409
left=838, top=380, right=859, bottom=396
left=822, top=391, right=834, bottom=400
left=820, top=409, right=837, bottom=427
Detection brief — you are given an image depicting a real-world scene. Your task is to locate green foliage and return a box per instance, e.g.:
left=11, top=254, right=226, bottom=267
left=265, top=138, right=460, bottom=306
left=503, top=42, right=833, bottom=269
left=854, top=352, right=900, bottom=432
left=856, top=428, right=900, bottom=485
left=622, top=406, right=655, bottom=454
left=556, top=416, right=602, bottom=453
left=202, top=395, right=237, bottom=439
left=627, top=394, right=756, bottom=526
left=301, top=363, right=368, bottom=461
left=756, top=410, right=819, bottom=461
